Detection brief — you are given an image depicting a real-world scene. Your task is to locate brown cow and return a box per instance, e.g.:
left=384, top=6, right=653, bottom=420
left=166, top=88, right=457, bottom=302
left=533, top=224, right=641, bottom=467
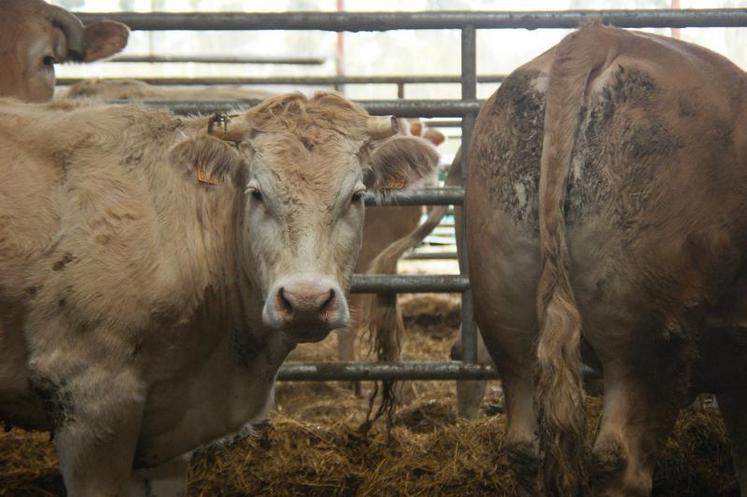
left=63, top=78, right=275, bottom=101
left=466, top=25, right=747, bottom=496
left=0, top=92, right=438, bottom=497
left=0, top=0, right=129, bottom=102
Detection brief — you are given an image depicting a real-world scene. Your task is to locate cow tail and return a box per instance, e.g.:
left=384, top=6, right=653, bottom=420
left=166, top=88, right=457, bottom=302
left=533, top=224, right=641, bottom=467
left=535, top=27, right=613, bottom=496
left=365, top=155, right=459, bottom=420
left=365, top=204, right=449, bottom=355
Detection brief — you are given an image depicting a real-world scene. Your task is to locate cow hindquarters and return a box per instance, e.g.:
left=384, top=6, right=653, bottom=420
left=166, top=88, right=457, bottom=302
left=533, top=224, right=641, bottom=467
left=716, top=390, right=747, bottom=496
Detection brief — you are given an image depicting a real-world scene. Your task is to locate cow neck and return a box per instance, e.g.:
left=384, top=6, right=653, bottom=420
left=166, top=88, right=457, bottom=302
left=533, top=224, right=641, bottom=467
left=133, top=117, right=243, bottom=331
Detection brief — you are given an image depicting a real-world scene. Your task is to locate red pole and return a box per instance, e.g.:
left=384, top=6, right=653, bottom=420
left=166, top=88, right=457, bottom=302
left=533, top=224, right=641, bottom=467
left=336, top=0, right=345, bottom=93
left=671, top=0, right=681, bottom=39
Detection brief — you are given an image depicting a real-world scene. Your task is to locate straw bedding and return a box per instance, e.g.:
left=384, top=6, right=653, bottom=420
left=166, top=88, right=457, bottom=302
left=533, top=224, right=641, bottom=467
left=0, top=294, right=738, bottom=497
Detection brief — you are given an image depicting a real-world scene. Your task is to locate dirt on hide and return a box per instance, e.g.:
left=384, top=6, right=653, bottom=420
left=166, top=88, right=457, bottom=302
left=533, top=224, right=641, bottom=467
left=469, top=69, right=545, bottom=229
left=0, top=294, right=740, bottom=497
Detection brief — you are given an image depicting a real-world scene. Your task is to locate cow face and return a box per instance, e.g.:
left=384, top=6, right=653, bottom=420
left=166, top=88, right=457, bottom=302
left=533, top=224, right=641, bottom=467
left=188, top=93, right=439, bottom=342
left=0, top=0, right=128, bottom=102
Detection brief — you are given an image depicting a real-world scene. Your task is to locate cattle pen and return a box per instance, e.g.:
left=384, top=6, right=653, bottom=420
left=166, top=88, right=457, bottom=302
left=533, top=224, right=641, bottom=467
left=3, top=4, right=747, bottom=497
left=54, top=7, right=747, bottom=384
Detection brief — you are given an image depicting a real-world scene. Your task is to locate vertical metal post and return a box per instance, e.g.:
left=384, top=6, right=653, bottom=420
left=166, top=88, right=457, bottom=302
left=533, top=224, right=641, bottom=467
left=459, top=26, right=478, bottom=364
left=671, top=0, right=681, bottom=38
left=397, top=81, right=405, bottom=99
left=335, top=0, right=345, bottom=93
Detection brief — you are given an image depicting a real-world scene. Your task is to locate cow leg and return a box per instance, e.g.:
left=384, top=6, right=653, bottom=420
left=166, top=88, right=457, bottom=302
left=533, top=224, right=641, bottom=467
left=456, top=377, right=487, bottom=419
left=130, top=455, right=190, bottom=497
left=451, top=324, right=492, bottom=419
left=52, top=372, right=145, bottom=497
left=716, top=389, right=747, bottom=495
left=336, top=326, right=356, bottom=363
left=466, top=240, right=541, bottom=493
left=591, top=366, right=682, bottom=497
left=500, top=367, right=540, bottom=496
left=337, top=293, right=363, bottom=396
left=23, top=308, right=147, bottom=497
left=336, top=325, right=362, bottom=396
left=479, top=327, right=540, bottom=495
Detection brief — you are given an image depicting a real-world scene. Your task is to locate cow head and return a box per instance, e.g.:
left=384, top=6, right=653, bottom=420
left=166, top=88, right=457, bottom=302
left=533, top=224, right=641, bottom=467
left=0, top=0, right=129, bottom=102
left=172, top=93, right=439, bottom=342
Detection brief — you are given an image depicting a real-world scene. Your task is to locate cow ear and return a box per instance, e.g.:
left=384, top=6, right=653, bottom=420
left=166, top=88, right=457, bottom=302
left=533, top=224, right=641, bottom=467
left=423, top=128, right=446, bottom=146
left=83, top=21, right=129, bottom=62
left=407, top=119, right=424, bottom=137
left=403, top=118, right=445, bottom=146
left=364, top=136, right=440, bottom=191
left=169, top=136, right=244, bottom=188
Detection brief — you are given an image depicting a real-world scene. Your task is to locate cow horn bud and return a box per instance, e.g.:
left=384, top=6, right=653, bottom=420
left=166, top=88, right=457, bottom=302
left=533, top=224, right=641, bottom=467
left=47, top=5, right=86, bottom=61
left=366, top=115, right=398, bottom=140
left=207, top=113, right=246, bottom=143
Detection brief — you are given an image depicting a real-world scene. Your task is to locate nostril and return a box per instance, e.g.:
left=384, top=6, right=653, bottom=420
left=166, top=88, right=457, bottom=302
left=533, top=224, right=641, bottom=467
left=319, top=289, right=336, bottom=314
left=277, top=287, right=294, bottom=316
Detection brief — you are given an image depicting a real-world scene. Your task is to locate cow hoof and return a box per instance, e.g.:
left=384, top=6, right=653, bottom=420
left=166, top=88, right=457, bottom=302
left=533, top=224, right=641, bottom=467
left=591, top=439, right=626, bottom=477
left=506, top=441, right=540, bottom=493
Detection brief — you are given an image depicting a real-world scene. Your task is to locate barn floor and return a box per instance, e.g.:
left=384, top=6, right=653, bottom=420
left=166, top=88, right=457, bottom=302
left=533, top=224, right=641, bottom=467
left=0, top=294, right=739, bottom=497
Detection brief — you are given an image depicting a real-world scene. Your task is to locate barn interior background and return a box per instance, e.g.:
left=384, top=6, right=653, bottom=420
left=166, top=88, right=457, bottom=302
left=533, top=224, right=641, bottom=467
left=2, top=1, right=745, bottom=496
left=53, top=0, right=747, bottom=162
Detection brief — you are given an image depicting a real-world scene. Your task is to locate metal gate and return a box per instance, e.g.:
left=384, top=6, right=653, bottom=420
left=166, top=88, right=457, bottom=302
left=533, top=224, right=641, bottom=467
left=68, top=8, right=747, bottom=382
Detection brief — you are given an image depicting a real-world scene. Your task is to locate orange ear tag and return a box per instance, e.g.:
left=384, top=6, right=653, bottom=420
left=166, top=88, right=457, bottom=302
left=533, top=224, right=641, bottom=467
left=383, top=178, right=407, bottom=190
left=195, top=163, right=222, bottom=186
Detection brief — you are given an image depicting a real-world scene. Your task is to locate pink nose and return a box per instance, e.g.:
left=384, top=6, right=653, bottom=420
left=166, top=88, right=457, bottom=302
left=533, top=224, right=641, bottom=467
left=263, top=277, right=349, bottom=339
left=278, top=285, right=336, bottom=320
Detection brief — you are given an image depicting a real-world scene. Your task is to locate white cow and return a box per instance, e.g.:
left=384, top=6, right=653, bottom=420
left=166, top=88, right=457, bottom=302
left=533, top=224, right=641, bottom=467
left=0, top=92, right=440, bottom=496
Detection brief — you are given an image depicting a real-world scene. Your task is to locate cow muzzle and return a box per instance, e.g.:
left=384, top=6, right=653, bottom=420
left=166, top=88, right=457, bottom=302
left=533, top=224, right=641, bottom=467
left=262, top=275, right=349, bottom=342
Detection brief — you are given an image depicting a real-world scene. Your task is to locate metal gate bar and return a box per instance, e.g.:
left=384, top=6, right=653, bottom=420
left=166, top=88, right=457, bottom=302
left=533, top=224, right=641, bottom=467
left=459, top=26, right=478, bottom=365
left=58, top=74, right=508, bottom=86
left=107, top=99, right=482, bottom=117
left=351, top=275, right=467, bottom=293
left=364, top=188, right=463, bottom=206
left=75, top=10, right=747, bottom=31
left=74, top=9, right=747, bottom=382
left=404, top=251, right=459, bottom=260
left=277, top=362, right=601, bottom=381
left=107, top=55, right=325, bottom=65
left=278, top=361, right=498, bottom=381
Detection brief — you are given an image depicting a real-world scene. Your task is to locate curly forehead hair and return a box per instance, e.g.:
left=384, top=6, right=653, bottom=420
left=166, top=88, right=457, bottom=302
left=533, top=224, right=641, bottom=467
left=244, top=92, right=370, bottom=144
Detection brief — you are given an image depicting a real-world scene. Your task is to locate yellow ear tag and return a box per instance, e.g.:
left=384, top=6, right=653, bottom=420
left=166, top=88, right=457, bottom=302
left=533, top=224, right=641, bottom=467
left=383, top=178, right=407, bottom=190
left=195, top=163, right=222, bottom=186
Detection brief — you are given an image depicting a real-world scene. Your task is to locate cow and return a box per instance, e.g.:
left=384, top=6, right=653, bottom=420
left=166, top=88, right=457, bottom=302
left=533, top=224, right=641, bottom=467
left=0, top=0, right=129, bottom=102
left=62, top=79, right=448, bottom=393
left=62, top=78, right=275, bottom=101
left=0, top=92, right=439, bottom=497
left=465, top=24, right=747, bottom=496
left=337, top=118, right=445, bottom=392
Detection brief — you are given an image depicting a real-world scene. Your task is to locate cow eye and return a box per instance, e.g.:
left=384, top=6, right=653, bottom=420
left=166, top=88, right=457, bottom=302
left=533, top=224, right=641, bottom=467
left=246, top=184, right=263, bottom=203
left=351, top=189, right=366, bottom=204
left=42, top=55, right=56, bottom=66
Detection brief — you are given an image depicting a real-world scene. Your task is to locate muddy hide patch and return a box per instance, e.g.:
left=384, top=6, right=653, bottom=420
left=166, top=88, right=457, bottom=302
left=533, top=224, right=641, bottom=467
left=469, top=70, right=545, bottom=228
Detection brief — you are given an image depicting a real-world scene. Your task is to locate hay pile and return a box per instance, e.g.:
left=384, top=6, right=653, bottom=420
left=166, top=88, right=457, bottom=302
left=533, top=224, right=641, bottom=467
left=0, top=294, right=740, bottom=497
